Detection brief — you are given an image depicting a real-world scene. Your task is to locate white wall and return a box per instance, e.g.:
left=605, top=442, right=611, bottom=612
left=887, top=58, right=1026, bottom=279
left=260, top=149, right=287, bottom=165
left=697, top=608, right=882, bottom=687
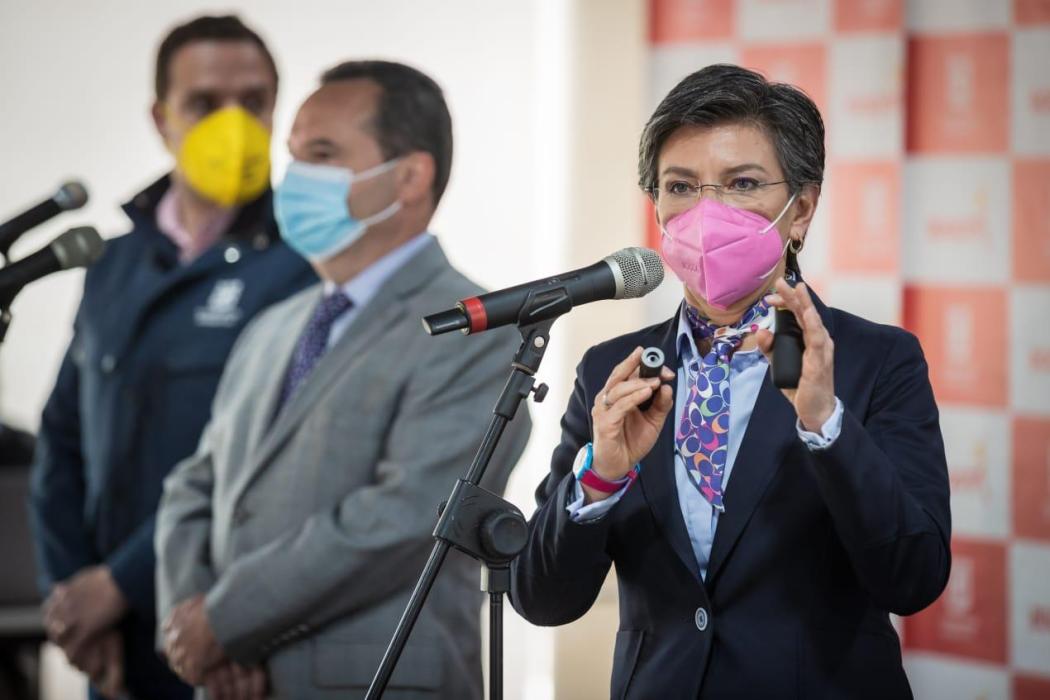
left=0, top=0, right=546, bottom=430
left=0, top=1, right=651, bottom=697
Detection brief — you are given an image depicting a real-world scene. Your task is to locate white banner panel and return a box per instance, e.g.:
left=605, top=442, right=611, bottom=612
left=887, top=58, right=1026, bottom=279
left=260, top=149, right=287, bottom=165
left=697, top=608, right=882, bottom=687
left=903, top=157, right=1010, bottom=284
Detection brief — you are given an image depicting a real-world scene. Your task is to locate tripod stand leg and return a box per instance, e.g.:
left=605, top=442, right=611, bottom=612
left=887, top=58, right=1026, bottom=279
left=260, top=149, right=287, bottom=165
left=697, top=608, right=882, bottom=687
left=366, top=540, right=450, bottom=699
left=490, top=591, right=503, bottom=700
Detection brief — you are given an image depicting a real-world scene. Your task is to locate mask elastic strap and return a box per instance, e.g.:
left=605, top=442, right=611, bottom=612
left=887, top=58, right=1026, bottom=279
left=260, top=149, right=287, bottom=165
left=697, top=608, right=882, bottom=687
left=352, top=158, right=401, bottom=183
left=755, top=192, right=798, bottom=280
left=357, top=199, right=402, bottom=228
left=349, top=158, right=403, bottom=228
left=759, top=192, right=797, bottom=234
left=757, top=236, right=793, bottom=279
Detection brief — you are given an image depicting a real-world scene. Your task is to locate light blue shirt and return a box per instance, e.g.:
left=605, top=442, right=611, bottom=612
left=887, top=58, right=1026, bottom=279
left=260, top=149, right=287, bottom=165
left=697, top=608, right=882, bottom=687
left=567, top=305, right=843, bottom=581
left=322, top=232, right=434, bottom=348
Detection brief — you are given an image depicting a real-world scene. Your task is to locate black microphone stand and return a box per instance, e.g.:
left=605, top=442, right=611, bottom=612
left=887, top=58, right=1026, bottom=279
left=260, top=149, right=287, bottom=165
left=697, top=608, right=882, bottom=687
left=0, top=256, right=13, bottom=344
left=0, top=307, right=11, bottom=345
left=0, top=289, right=14, bottom=344
left=365, top=287, right=572, bottom=700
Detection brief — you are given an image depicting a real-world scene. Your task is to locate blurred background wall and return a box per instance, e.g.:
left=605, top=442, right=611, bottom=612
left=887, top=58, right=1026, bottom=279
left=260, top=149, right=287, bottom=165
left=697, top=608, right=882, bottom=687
left=0, top=0, right=1047, bottom=698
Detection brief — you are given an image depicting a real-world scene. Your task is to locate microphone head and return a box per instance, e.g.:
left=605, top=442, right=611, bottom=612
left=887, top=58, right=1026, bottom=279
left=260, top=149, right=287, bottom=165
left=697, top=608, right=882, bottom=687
left=604, top=247, right=664, bottom=299
left=54, top=181, right=89, bottom=211
left=51, top=226, right=105, bottom=270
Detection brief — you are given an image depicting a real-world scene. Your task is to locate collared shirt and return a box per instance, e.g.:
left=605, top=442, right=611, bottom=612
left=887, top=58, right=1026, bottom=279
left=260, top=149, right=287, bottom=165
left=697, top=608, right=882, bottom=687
left=568, top=304, right=844, bottom=581
left=155, top=188, right=237, bottom=263
left=321, top=232, right=435, bottom=348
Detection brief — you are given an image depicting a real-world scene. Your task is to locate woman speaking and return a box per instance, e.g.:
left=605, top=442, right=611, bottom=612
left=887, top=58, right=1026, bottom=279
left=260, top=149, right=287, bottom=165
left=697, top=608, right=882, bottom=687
left=510, top=64, right=950, bottom=699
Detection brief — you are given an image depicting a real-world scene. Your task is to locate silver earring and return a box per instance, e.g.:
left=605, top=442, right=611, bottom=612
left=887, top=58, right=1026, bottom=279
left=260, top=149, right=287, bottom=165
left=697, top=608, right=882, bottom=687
left=789, top=238, right=804, bottom=255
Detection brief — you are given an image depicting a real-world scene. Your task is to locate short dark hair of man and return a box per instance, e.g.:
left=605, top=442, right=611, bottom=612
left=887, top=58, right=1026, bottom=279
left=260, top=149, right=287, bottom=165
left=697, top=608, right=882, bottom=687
left=155, top=15, right=279, bottom=101
left=321, top=60, right=454, bottom=207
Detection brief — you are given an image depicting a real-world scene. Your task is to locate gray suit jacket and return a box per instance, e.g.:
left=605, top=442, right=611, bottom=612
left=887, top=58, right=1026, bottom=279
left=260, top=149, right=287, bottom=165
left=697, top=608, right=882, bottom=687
left=156, top=238, right=531, bottom=699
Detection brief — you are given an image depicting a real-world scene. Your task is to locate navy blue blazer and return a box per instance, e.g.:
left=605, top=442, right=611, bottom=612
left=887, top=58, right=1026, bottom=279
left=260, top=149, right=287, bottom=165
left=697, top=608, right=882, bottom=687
left=510, top=293, right=951, bottom=699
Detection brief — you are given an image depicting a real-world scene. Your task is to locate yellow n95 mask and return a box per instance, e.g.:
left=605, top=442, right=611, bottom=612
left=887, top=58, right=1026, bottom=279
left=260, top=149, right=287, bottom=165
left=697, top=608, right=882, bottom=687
left=175, top=106, right=271, bottom=207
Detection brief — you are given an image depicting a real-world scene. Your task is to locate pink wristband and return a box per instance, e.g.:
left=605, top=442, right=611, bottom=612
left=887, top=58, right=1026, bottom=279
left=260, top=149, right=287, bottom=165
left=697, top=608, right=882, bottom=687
left=573, top=443, right=640, bottom=494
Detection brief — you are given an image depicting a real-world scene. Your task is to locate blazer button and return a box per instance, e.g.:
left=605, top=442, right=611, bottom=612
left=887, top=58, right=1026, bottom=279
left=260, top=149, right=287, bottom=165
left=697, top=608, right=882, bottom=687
left=695, top=607, right=709, bottom=632
left=100, top=354, right=116, bottom=373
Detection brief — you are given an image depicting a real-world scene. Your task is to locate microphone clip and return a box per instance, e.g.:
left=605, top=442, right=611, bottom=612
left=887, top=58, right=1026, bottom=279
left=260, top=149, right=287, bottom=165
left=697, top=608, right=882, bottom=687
left=514, top=285, right=574, bottom=328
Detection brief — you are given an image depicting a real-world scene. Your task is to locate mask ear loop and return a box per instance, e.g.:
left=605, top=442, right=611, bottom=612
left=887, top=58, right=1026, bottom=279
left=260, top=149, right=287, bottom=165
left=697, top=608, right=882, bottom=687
left=356, top=199, right=402, bottom=228
left=757, top=192, right=798, bottom=280
left=347, top=157, right=404, bottom=227
left=350, top=157, right=402, bottom=183
left=759, top=191, right=797, bottom=234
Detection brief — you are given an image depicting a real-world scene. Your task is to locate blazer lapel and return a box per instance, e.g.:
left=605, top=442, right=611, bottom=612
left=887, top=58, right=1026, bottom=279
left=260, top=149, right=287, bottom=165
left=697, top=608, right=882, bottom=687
left=233, top=237, right=450, bottom=497
left=704, top=369, right=797, bottom=585
left=705, top=281, right=837, bottom=586
left=254, top=295, right=408, bottom=464
left=637, top=310, right=704, bottom=586
left=244, top=286, right=322, bottom=452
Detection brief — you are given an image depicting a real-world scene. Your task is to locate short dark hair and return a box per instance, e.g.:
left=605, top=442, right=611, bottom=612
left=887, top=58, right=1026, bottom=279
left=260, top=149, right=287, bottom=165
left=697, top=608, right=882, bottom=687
left=639, top=64, right=824, bottom=272
left=155, top=15, right=278, bottom=101
left=321, top=60, right=454, bottom=207
left=640, top=63, right=825, bottom=193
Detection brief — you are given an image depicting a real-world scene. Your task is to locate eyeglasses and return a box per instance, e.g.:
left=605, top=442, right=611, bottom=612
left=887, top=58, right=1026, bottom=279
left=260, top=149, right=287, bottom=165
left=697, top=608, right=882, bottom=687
left=650, top=177, right=790, bottom=210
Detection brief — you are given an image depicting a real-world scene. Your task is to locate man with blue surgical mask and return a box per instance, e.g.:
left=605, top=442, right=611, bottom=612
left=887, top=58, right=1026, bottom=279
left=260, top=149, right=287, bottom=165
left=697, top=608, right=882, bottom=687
left=155, top=60, right=531, bottom=699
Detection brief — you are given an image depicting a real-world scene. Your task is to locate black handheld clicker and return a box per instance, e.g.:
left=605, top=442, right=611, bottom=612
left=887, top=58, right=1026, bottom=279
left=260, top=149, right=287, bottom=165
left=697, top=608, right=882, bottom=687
left=771, top=280, right=805, bottom=389
left=638, top=346, right=666, bottom=412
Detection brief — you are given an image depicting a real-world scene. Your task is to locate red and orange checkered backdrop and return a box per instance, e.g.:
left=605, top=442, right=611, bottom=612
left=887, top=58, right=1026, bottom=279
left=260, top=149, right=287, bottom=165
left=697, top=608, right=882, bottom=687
left=642, top=1, right=1050, bottom=698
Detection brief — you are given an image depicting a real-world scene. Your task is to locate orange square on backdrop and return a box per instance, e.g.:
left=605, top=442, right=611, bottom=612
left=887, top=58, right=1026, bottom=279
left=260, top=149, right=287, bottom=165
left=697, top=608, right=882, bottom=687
left=1013, top=160, right=1050, bottom=283
left=1013, top=417, right=1050, bottom=542
left=903, top=537, right=1007, bottom=663
left=902, top=286, right=1007, bottom=407
left=834, top=0, right=903, bottom=31
left=649, top=0, right=735, bottom=43
left=645, top=197, right=660, bottom=250
left=740, top=43, right=827, bottom=115
left=906, top=34, right=1009, bottom=154
left=1015, top=0, right=1050, bottom=25
left=1015, top=674, right=1050, bottom=700
left=829, top=161, right=900, bottom=274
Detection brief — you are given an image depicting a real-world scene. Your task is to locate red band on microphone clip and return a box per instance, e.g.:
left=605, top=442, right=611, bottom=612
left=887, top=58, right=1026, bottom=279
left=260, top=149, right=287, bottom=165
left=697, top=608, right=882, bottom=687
left=460, top=297, right=488, bottom=334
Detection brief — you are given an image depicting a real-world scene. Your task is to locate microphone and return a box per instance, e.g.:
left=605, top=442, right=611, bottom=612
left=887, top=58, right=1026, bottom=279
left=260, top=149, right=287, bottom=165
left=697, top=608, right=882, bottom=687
left=0, top=226, right=105, bottom=306
left=0, top=181, right=90, bottom=259
left=771, top=308, right=804, bottom=389
left=423, top=247, right=664, bottom=335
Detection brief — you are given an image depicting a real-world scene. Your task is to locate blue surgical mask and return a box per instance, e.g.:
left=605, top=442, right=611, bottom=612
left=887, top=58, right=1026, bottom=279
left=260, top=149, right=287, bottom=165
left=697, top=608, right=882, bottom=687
left=275, top=159, right=401, bottom=261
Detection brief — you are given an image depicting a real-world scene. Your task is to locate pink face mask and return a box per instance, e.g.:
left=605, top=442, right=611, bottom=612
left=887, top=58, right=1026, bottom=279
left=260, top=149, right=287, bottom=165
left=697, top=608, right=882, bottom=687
left=660, top=194, right=795, bottom=310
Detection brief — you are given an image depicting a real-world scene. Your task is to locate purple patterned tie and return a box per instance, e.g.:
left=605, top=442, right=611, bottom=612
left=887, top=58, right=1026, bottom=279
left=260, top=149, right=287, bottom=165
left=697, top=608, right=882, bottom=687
left=675, top=297, right=773, bottom=512
left=277, top=291, right=353, bottom=411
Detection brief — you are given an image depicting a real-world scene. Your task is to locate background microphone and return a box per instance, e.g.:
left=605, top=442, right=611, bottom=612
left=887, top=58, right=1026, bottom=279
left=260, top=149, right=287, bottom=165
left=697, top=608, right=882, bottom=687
left=0, top=181, right=90, bottom=259
left=0, top=226, right=105, bottom=306
left=423, top=247, right=664, bottom=335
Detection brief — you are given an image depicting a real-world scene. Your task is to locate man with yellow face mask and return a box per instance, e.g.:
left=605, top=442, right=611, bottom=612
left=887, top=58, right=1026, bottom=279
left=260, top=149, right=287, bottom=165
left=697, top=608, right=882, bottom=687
left=29, top=15, right=315, bottom=700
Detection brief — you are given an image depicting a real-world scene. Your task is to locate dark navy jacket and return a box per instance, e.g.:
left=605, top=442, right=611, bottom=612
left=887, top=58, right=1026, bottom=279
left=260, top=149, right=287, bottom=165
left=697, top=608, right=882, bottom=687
left=29, top=176, right=315, bottom=696
left=510, top=293, right=951, bottom=699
